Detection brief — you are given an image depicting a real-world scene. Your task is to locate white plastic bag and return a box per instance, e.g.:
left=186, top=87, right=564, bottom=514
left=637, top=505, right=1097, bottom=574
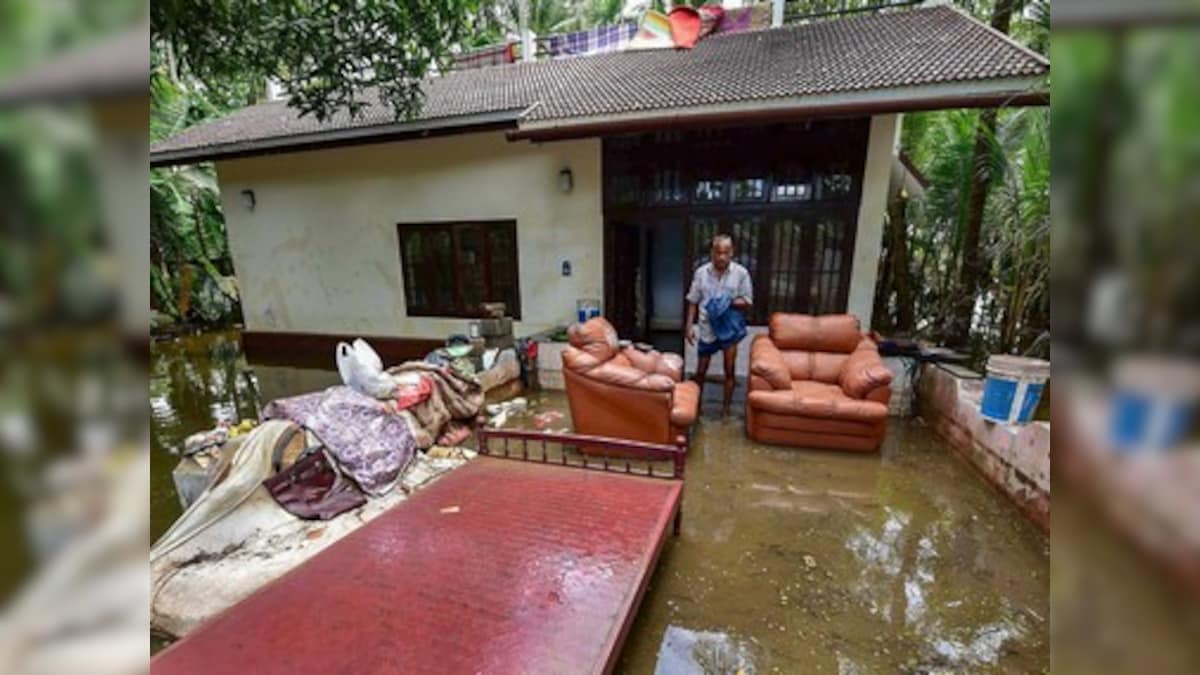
left=335, top=339, right=397, bottom=399
left=352, top=338, right=383, bottom=372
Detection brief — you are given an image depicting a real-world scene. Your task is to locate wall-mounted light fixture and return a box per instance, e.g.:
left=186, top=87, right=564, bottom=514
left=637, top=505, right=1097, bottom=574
left=558, top=167, right=573, bottom=194
left=240, top=189, right=256, bottom=211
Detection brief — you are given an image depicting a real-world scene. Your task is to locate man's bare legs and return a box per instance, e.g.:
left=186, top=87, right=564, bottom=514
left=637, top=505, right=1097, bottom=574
left=721, top=344, right=738, bottom=418
left=693, top=354, right=712, bottom=394
left=691, top=348, right=737, bottom=418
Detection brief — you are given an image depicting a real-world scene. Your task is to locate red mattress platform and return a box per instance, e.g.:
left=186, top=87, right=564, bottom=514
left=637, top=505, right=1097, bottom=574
left=152, top=456, right=682, bottom=674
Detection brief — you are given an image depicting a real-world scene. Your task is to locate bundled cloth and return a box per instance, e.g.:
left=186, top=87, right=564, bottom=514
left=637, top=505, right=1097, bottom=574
left=705, top=294, right=748, bottom=346
left=386, top=362, right=483, bottom=448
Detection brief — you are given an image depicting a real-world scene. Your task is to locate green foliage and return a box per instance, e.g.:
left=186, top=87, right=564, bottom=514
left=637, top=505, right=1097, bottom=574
left=150, top=45, right=244, bottom=328
left=876, top=105, right=1050, bottom=357
left=151, top=0, right=475, bottom=123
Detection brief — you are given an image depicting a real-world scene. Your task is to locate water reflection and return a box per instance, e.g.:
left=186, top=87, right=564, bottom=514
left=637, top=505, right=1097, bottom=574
left=149, top=331, right=338, bottom=540
left=655, top=625, right=755, bottom=675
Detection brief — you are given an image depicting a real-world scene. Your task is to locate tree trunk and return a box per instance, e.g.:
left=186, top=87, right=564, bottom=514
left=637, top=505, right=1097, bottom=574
left=888, top=190, right=915, bottom=334
left=945, top=0, right=1017, bottom=347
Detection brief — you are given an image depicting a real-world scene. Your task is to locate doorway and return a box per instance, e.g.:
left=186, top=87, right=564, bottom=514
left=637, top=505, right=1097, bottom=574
left=603, top=219, right=685, bottom=352
left=602, top=121, right=870, bottom=344
left=647, top=222, right=685, bottom=353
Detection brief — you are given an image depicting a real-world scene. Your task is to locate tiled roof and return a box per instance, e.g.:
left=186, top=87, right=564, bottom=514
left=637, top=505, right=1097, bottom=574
left=152, top=6, right=1047, bottom=161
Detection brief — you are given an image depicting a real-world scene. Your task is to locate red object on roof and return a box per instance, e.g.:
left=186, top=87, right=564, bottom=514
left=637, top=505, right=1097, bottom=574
left=668, top=6, right=703, bottom=48
left=152, top=458, right=682, bottom=674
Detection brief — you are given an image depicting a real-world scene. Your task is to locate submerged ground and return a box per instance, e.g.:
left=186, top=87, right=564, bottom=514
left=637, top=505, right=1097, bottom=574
left=150, top=331, right=1049, bottom=673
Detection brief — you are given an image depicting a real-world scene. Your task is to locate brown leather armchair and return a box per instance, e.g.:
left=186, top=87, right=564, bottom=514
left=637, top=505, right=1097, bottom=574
left=562, top=318, right=700, bottom=448
left=746, top=314, right=893, bottom=452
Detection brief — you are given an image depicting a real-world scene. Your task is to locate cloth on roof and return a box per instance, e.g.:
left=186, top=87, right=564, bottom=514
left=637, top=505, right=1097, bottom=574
left=544, top=22, right=637, bottom=58
left=668, top=7, right=703, bottom=49
left=628, top=9, right=675, bottom=50
left=714, top=3, right=773, bottom=34
left=668, top=4, right=727, bottom=49
left=453, top=42, right=515, bottom=70
left=698, top=4, right=725, bottom=41
left=263, top=386, right=418, bottom=496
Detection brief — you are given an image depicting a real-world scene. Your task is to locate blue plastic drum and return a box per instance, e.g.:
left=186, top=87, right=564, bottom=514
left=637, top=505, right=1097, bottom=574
left=980, top=355, right=1050, bottom=425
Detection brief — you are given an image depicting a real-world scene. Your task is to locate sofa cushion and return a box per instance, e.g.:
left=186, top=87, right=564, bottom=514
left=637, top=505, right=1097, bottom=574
left=670, top=381, right=700, bottom=427
left=623, top=346, right=684, bottom=381
left=748, top=410, right=883, bottom=437
left=779, top=351, right=849, bottom=384
left=563, top=348, right=676, bottom=392
left=747, top=381, right=889, bottom=423
left=568, top=317, right=618, bottom=361
left=768, top=314, right=862, bottom=353
left=838, top=347, right=894, bottom=399
left=753, top=412, right=883, bottom=437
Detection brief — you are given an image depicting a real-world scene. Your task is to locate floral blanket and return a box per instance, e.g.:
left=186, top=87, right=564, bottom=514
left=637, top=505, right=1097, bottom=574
left=262, top=386, right=417, bottom=496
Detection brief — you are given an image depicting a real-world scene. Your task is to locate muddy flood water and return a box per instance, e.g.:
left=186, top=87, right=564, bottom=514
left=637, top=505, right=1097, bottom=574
left=151, top=331, right=1049, bottom=673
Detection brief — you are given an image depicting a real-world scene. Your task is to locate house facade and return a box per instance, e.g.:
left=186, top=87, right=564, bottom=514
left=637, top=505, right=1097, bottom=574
left=152, top=6, right=1048, bottom=370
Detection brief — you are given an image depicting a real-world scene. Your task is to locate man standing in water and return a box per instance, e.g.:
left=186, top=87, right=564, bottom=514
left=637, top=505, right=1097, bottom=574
left=685, top=234, right=753, bottom=417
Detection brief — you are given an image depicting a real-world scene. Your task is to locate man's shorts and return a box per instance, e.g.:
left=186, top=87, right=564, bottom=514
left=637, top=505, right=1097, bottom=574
left=697, top=338, right=736, bottom=357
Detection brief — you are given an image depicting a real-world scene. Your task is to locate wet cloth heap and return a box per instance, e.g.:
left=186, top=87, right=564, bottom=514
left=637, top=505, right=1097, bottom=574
left=264, top=363, right=483, bottom=496
left=386, top=362, right=484, bottom=448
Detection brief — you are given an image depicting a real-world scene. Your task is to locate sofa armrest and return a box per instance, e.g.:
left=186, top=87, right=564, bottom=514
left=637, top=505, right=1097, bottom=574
left=865, top=384, right=891, bottom=407
left=670, top=381, right=700, bottom=427
left=839, top=348, right=894, bottom=399
left=749, top=335, right=791, bottom=390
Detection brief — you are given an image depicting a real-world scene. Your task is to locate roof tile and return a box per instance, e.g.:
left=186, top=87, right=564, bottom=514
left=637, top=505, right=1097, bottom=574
left=153, top=6, right=1047, bottom=157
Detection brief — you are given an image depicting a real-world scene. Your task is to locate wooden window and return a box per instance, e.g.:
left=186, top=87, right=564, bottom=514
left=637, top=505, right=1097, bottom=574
left=397, top=220, right=520, bottom=318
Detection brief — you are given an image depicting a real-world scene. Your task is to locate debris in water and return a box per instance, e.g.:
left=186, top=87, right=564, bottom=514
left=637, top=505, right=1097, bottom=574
left=532, top=410, right=564, bottom=429
left=803, top=555, right=817, bottom=569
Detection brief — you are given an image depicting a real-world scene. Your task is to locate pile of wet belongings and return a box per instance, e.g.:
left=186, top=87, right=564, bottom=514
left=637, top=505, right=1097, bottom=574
left=151, top=421, right=476, bottom=638
left=263, top=362, right=482, bottom=496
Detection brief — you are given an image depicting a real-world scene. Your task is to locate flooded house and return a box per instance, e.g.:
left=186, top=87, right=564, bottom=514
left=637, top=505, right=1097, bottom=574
left=146, top=5, right=1066, bottom=673
left=150, top=6, right=1048, bottom=376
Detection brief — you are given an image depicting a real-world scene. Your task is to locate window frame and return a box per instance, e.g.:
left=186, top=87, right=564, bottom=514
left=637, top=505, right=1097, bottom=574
left=396, top=219, right=521, bottom=319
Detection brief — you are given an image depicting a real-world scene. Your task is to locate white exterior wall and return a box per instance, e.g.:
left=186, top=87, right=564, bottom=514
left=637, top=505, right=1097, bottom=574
left=215, top=131, right=602, bottom=338
left=216, top=116, right=897, bottom=377
left=846, top=113, right=901, bottom=329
